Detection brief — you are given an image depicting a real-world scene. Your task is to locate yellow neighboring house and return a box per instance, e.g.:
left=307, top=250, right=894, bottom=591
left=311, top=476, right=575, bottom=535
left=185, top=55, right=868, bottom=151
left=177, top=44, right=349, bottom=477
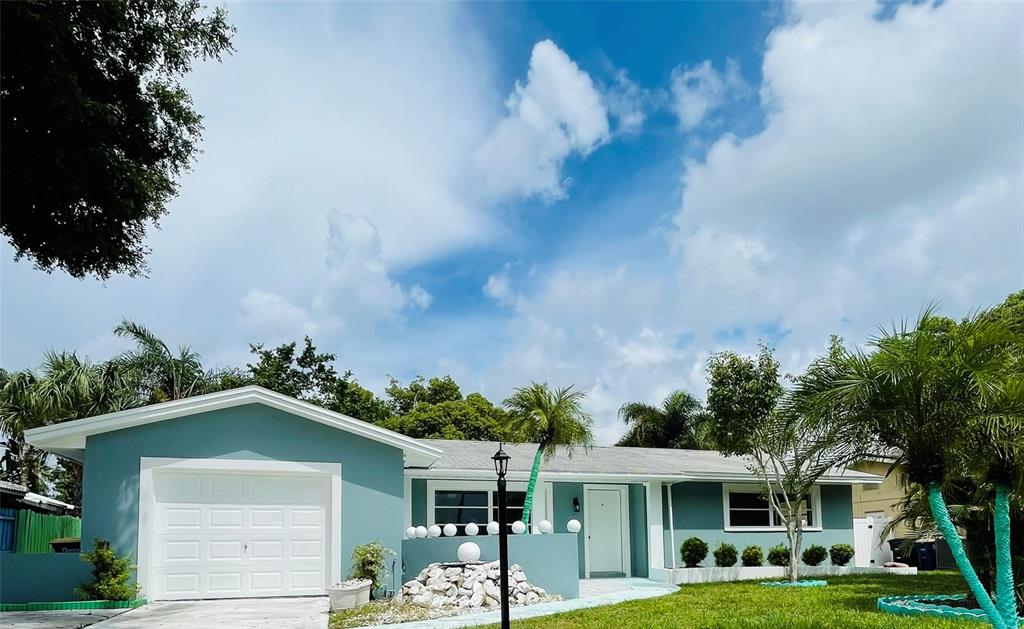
left=850, top=453, right=911, bottom=536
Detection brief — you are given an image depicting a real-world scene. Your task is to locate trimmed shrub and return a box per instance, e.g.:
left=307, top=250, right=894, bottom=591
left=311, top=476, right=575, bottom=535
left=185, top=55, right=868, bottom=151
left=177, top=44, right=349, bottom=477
left=801, top=544, right=828, bottom=566
left=829, top=543, right=855, bottom=567
left=741, top=545, right=764, bottom=567
left=77, top=539, right=139, bottom=601
left=350, top=540, right=395, bottom=596
left=767, top=544, right=789, bottom=567
left=681, top=537, right=709, bottom=567
left=713, top=542, right=738, bottom=567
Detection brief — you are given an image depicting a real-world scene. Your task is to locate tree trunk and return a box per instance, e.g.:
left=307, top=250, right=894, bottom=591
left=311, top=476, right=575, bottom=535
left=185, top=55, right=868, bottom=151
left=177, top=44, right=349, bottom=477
left=994, top=484, right=1018, bottom=628
left=928, top=484, right=1006, bottom=629
left=785, top=510, right=800, bottom=582
left=520, top=445, right=545, bottom=529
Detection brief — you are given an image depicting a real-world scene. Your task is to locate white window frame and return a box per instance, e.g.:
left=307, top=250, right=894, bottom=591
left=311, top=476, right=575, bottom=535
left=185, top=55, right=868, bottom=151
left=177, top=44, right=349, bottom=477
left=722, top=483, right=822, bottom=532
left=425, top=479, right=530, bottom=528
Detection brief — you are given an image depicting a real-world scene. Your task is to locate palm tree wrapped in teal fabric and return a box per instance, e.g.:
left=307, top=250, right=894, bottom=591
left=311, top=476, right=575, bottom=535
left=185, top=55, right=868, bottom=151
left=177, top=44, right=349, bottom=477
left=504, top=383, right=594, bottom=528
left=806, top=309, right=1022, bottom=628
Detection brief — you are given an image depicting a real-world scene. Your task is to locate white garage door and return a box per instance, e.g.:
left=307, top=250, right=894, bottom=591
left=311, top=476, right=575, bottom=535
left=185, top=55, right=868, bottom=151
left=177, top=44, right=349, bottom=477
left=151, top=470, right=330, bottom=600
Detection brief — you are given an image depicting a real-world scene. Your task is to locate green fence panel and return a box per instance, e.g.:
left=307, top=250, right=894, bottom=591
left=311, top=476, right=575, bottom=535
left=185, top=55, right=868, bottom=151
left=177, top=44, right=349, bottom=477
left=14, top=511, right=82, bottom=554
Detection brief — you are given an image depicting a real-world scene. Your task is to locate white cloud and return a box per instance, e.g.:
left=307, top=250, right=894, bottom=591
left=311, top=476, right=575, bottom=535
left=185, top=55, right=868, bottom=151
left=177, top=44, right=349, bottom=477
left=603, top=69, right=651, bottom=136
left=670, top=59, right=748, bottom=131
left=475, top=40, right=611, bottom=202
left=241, top=211, right=431, bottom=341
left=673, top=0, right=1023, bottom=355
left=483, top=264, right=518, bottom=306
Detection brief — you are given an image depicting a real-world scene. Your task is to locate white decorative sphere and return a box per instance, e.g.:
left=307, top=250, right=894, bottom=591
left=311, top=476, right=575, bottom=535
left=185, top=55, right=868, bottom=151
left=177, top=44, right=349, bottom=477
left=511, top=520, right=527, bottom=535
left=405, top=526, right=417, bottom=539
left=442, top=523, right=458, bottom=537
left=457, top=542, right=481, bottom=563
left=465, top=522, right=480, bottom=536
left=487, top=521, right=500, bottom=535
left=427, top=525, right=442, bottom=538
left=538, top=520, right=553, bottom=534
left=566, top=519, right=582, bottom=534
left=415, top=526, right=428, bottom=538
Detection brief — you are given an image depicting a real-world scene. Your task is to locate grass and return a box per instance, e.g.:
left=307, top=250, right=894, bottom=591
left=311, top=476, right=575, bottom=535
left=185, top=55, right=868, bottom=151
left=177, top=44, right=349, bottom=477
left=485, top=572, right=987, bottom=629
left=329, top=599, right=441, bottom=628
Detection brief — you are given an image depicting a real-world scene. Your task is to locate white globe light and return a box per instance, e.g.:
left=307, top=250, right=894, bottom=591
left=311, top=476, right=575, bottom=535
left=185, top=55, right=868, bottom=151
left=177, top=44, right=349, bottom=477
left=405, top=527, right=417, bottom=539
left=457, top=542, right=481, bottom=563
left=486, top=521, right=500, bottom=535
left=465, top=522, right=480, bottom=536
left=427, top=525, right=442, bottom=538
left=415, top=526, right=428, bottom=538
left=566, top=519, right=582, bottom=534
left=442, top=523, right=458, bottom=537
left=538, top=520, right=553, bottom=534
left=511, top=520, right=526, bottom=535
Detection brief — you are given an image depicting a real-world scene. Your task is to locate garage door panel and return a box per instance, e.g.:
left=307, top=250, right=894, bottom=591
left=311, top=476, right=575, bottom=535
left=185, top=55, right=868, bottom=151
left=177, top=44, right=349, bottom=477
left=151, top=470, right=330, bottom=600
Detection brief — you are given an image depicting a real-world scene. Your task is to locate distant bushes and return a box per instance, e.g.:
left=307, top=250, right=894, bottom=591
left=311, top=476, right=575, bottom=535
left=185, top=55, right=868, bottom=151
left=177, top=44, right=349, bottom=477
left=713, top=542, right=738, bottom=567
left=767, top=544, right=789, bottom=567
left=829, top=543, right=855, bottom=567
left=741, top=545, right=764, bottom=567
left=801, top=544, right=828, bottom=566
left=681, top=537, right=709, bottom=567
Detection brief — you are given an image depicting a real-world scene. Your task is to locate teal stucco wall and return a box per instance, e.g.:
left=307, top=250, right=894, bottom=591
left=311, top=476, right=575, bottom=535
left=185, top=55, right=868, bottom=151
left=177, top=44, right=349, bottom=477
left=0, top=553, right=92, bottom=603
left=80, top=403, right=406, bottom=588
left=628, top=484, right=648, bottom=577
left=661, top=482, right=855, bottom=567
left=401, top=534, right=580, bottom=598
left=411, top=479, right=427, bottom=526
left=552, top=482, right=586, bottom=577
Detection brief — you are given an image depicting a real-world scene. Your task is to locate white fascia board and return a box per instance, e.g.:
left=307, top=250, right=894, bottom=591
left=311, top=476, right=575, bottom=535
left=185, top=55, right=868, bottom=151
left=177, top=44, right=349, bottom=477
left=24, top=386, right=442, bottom=466
left=405, top=468, right=882, bottom=486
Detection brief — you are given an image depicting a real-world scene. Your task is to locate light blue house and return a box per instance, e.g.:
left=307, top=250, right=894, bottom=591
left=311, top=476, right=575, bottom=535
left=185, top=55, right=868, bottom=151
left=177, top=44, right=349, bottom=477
left=7, top=386, right=879, bottom=604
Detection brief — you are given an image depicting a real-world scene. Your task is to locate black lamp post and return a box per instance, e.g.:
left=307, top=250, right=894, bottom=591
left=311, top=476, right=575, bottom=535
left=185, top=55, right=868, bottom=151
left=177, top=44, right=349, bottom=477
left=492, top=443, right=511, bottom=629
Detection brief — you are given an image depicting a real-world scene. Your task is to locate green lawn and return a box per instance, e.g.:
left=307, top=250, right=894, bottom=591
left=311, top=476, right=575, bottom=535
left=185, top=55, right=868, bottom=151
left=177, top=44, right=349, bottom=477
left=488, top=572, right=986, bottom=629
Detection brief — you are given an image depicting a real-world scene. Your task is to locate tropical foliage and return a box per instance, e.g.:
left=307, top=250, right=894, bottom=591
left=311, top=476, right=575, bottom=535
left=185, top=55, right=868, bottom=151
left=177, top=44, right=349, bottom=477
left=616, top=390, right=714, bottom=449
left=504, top=383, right=594, bottom=526
left=804, top=302, right=1023, bottom=628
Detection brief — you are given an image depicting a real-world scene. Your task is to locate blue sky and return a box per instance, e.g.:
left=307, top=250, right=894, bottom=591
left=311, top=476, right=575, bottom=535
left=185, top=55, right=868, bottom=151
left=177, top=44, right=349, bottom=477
left=2, top=1, right=1022, bottom=444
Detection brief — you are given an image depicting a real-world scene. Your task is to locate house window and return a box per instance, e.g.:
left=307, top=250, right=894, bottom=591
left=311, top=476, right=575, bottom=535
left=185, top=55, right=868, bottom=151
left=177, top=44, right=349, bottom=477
left=724, top=485, right=819, bottom=530
left=432, top=489, right=530, bottom=535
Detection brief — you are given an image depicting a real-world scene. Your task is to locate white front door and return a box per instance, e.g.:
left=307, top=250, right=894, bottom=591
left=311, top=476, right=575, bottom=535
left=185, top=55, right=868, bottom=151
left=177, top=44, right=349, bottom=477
left=585, top=487, right=628, bottom=576
left=151, top=470, right=330, bottom=600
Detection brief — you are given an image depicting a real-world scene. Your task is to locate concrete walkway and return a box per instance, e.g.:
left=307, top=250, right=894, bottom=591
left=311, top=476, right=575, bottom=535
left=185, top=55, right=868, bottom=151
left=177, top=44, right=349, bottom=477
left=89, top=597, right=328, bottom=629
left=383, top=578, right=676, bottom=629
left=0, top=609, right=126, bottom=629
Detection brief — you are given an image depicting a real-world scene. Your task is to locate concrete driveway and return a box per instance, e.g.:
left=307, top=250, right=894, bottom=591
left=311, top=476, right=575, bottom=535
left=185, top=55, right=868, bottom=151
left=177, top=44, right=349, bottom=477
left=0, top=609, right=125, bottom=629
left=91, top=597, right=328, bottom=629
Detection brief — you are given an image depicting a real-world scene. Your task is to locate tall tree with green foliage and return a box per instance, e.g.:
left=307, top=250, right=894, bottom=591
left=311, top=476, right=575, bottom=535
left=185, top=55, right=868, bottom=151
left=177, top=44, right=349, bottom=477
left=807, top=309, right=1023, bottom=628
left=504, top=383, right=594, bottom=527
left=706, top=342, right=867, bottom=582
left=0, top=370, right=54, bottom=492
left=1, top=0, right=234, bottom=279
left=384, top=393, right=513, bottom=441
left=616, top=390, right=713, bottom=449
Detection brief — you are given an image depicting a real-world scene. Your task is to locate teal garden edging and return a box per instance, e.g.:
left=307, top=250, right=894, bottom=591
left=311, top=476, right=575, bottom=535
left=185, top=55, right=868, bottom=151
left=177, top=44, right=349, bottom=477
left=0, top=599, right=146, bottom=612
left=760, top=580, right=828, bottom=588
left=877, top=594, right=991, bottom=623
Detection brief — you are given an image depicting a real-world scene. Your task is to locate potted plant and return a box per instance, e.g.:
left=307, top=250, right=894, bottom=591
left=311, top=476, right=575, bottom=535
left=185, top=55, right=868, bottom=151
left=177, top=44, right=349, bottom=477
left=329, top=541, right=394, bottom=611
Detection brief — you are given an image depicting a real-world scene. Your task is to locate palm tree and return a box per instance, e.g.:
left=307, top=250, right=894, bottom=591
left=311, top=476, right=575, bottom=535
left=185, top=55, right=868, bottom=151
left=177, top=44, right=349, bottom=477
left=504, top=383, right=594, bottom=527
left=113, top=320, right=231, bottom=402
left=0, top=370, right=57, bottom=492
left=616, top=390, right=713, bottom=449
left=808, top=310, right=1022, bottom=629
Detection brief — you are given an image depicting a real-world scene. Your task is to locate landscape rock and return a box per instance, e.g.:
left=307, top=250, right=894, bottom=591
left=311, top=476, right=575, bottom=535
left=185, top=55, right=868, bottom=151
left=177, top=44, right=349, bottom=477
left=400, top=560, right=560, bottom=613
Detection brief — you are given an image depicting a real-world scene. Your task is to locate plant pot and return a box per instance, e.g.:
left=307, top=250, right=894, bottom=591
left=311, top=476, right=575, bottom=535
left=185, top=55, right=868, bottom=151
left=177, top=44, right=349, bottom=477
left=328, top=579, right=372, bottom=611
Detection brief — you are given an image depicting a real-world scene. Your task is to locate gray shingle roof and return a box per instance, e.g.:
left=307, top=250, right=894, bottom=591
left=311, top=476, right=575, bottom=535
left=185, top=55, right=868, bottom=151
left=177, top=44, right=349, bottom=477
left=412, top=439, right=881, bottom=484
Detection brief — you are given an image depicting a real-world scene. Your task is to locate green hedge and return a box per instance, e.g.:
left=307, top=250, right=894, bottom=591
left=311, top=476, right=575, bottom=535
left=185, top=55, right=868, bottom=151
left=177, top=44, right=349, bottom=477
left=15, top=511, right=81, bottom=554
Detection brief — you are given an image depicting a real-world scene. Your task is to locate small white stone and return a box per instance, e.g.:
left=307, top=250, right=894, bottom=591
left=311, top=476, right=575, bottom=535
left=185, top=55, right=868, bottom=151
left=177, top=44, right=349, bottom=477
left=415, top=525, right=429, bottom=538
left=442, top=523, right=458, bottom=537
left=487, top=521, right=500, bottom=535
left=538, top=519, right=553, bottom=534
left=406, top=526, right=417, bottom=539
left=511, top=520, right=526, bottom=534
left=457, top=541, right=481, bottom=563
left=566, top=519, right=582, bottom=534
left=427, top=524, right=442, bottom=538
left=465, top=522, right=480, bottom=536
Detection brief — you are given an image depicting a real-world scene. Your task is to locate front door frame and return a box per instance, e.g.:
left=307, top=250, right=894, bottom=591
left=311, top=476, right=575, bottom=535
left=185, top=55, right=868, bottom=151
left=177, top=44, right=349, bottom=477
left=582, top=484, right=631, bottom=578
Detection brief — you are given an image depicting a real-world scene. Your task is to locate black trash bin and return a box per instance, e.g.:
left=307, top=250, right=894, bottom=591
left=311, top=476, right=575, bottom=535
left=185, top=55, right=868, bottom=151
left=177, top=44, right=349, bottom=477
left=914, top=541, right=937, bottom=571
left=887, top=538, right=917, bottom=566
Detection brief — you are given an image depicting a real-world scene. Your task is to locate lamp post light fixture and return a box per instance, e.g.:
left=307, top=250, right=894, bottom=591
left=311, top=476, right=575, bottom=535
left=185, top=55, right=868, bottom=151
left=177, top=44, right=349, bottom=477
left=492, top=443, right=511, bottom=629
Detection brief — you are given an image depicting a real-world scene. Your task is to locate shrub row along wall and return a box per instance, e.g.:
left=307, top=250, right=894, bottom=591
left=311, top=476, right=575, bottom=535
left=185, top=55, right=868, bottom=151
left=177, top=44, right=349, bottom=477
left=14, top=511, right=81, bottom=554
left=401, top=534, right=580, bottom=599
